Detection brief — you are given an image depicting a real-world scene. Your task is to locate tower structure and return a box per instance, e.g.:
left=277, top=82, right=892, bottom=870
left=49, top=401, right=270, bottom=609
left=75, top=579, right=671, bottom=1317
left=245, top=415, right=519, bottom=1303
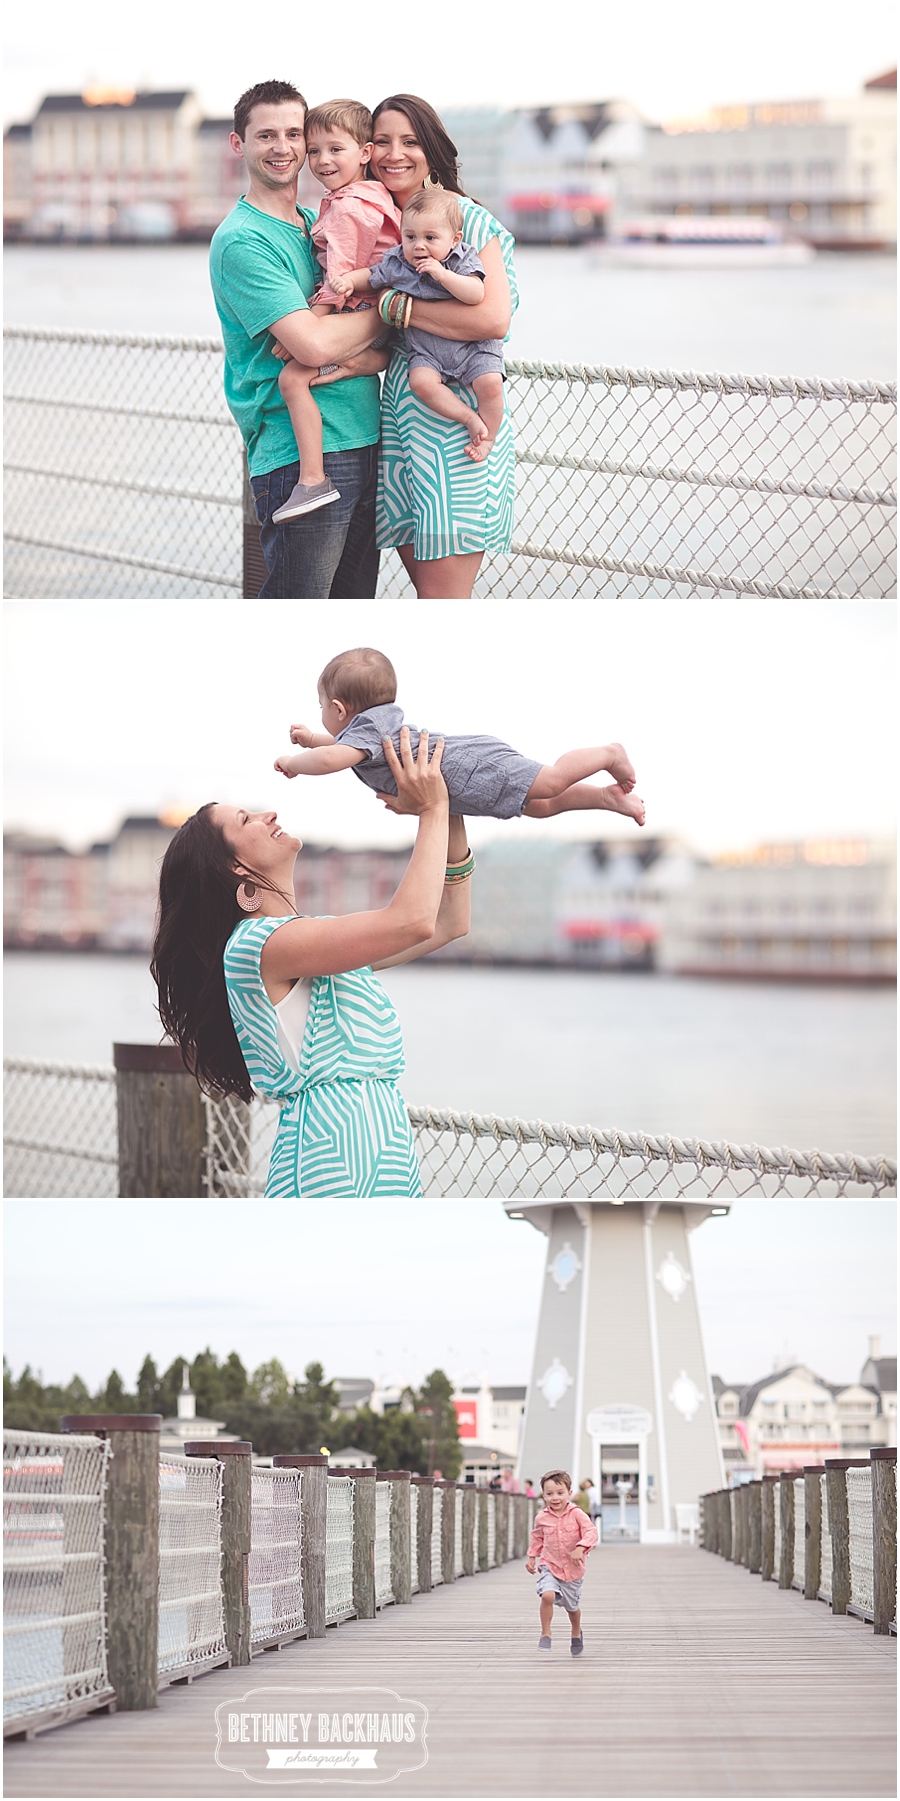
left=509, top=1201, right=726, bottom=1541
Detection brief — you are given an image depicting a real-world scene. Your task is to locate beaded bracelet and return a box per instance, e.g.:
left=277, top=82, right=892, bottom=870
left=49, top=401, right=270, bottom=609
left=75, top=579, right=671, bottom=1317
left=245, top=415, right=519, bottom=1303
left=377, top=289, right=397, bottom=327
left=445, top=850, right=476, bottom=884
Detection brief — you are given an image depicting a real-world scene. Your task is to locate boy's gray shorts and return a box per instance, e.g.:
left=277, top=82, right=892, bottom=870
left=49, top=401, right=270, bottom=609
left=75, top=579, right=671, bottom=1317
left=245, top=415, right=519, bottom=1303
left=404, top=326, right=505, bottom=386
left=536, top=1564, right=583, bottom=1613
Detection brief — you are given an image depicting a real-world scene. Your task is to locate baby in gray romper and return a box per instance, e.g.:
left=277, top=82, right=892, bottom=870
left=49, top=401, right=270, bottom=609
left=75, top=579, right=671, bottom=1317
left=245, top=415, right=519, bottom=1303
left=275, top=648, right=646, bottom=827
left=328, top=188, right=504, bottom=463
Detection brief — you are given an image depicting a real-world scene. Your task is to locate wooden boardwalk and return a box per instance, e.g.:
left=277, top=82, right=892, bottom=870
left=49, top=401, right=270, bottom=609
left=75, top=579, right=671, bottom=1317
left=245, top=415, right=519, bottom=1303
left=4, top=1547, right=896, bottom=1798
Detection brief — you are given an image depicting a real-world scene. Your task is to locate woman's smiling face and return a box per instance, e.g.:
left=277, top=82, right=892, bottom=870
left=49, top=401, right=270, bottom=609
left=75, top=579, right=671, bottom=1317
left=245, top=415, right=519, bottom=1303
left=370, top=111, right=429, bottom=201
left=213, top=806, right=301, bottom=878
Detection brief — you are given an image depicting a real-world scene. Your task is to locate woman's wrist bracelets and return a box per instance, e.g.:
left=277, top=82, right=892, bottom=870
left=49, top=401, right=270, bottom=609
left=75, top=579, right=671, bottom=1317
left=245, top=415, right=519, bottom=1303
left=377, top=288, right=413, bottom=330
left=445, top=849, right=475, bottom=884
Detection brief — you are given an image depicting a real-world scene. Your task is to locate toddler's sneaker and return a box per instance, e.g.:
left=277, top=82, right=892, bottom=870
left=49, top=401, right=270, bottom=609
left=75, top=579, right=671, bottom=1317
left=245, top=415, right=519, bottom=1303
left=272, top=478, right=340, bottom=522
left=570, top=1635, right=584, bottom=1656
left=538, top=1635, right=552, bottom=1652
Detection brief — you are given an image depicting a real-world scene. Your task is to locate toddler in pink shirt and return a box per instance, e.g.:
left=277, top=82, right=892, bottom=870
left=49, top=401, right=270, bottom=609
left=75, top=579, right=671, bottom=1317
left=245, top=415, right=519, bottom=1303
left=271, top=99, right=401, bottom=524
left=526, top=1468, right=598, bottom=1655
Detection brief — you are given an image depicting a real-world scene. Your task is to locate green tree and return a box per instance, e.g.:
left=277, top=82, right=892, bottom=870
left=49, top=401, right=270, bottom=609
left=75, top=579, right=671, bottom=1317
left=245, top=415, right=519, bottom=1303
left=296, top=1362, right=339, bottom=1417
left=136, top=1355, right=160, bottom=1411
left=416, top=1370, right=462, bottom=1480
left=220, top=1351, right=249, bottom=1403
left=190, top=1348, right=227, bottom=1418
left=158, top=1356, right=190, bottom=1419
left=250, top=1359, right=292, bottom=1407
left=98, top=1369, right=129, bottom=1412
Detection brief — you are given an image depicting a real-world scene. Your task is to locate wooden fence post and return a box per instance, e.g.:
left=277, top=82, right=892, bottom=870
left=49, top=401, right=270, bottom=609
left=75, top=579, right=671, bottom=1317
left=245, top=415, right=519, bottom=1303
left=738, top=1484, right=750, bottom=1565
left=825, top=1460, right=851, bottom=1615
left=461, top=1484, right=477, bottom=1576
left=342, top=1469, right=375, bottom=1620
left=273, top=1454, right=326, bottom=1639
left=760, top=1477, right=777, bottom=1581
left=186, top=1441, right=251, bottom=1665
left=435, top=1480, right=457, bottom=1583
left=747, top=1482, right=762, bottom=1573
left=803, top=1466, right=825, bottom=1600
left=494, top=1492, right=510, bottom=1564
left=61, top=1414, right=161, bottom=1712
left=380, top=1472, right=411, bottom=1605
left=477, top=1488, right=490, bottom=1571
left=720, top=1489, right=733, bottom=1561
left=114, top=1044, right=206, bottom=1198
left=412, top=1477, right=433, bottom=1593
left=778, top=1473, right=795, bottom=1589
left=870, top=1448, right=897, bottom=1636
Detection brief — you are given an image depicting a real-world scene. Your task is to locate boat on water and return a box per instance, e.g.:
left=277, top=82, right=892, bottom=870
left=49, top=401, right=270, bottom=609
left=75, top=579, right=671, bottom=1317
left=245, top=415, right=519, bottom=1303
left=591, top=215, right=815, bottom=269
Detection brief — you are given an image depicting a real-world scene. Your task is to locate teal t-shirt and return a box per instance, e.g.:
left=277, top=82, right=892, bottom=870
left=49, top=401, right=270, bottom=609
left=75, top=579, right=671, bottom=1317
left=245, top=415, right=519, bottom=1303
left=209, top=196, right=381, bottom=477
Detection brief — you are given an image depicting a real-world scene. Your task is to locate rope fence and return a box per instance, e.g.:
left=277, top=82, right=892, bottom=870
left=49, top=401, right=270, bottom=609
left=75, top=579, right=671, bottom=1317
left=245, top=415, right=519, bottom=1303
left=157, top=1454, right=227, bottom=1683
left=4, top=1058, right=896, bottom=1197
left=700, top=1451, right=896, bottom=1635
left=5, top=327, right=895, bottom=599
left=248, top=1465, right=304, bottom=1651
left=324, top=1476, right=355, bottom=1625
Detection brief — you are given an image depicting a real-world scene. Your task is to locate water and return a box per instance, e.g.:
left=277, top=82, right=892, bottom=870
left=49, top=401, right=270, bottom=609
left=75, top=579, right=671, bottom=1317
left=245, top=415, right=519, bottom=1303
left=5, top=243, right=895, bottom=379
left=4, top=953, right=895, bottom=1158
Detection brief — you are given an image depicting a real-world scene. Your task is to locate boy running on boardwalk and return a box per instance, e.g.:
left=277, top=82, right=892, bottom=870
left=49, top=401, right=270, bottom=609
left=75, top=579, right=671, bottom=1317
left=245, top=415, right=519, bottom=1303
left=328, top=188, right=505, bottom=462
left=271, top=100, right=401, bottom=522
left=526, top=1469, right=598, bottom=1655
left=274, top=646, right=646, bottom=827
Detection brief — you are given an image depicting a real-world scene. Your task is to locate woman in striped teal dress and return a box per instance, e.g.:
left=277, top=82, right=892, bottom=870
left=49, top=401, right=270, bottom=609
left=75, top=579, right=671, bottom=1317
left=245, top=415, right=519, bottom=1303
left=369, top=95, right=518, bottom=600
left=152, top=729, right=472, bottom=1197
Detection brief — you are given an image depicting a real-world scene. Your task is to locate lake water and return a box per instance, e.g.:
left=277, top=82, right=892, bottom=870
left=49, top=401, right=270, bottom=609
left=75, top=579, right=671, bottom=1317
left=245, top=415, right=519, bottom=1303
left=5, top=243, right=896, bottom=379
left=4, top=953, right=895, bottom=1159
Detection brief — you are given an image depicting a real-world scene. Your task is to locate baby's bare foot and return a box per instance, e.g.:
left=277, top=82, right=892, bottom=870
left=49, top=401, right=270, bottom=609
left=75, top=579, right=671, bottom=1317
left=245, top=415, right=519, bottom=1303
left=604, top=742, right=636, bottom=791
left=464, top=416, right=491, bottom=460
left=605, top=783, right=645, bottom=826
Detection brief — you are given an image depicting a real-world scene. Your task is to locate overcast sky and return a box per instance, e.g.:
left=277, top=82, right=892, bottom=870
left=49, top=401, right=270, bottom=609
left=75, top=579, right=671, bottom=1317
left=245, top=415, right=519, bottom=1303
left=4, top=0, right=895, bottom=128
left=4, top=600, right=895, bottom=860
left=3, top=1200, right=895, bottom=1395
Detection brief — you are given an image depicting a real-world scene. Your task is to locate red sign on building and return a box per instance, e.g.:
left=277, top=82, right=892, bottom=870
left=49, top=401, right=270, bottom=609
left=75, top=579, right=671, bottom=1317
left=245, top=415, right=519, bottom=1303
left=454, top=1399, right=477, bottom=1439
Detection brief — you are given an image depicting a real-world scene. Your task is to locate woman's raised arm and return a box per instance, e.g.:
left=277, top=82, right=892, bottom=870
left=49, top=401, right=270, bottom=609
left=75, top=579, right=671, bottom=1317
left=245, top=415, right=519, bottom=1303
left=405, top=237, right=511, bottom=343
left=372, top=816, right=472, bottom=969
left=260, top=730, right=449, bottom=993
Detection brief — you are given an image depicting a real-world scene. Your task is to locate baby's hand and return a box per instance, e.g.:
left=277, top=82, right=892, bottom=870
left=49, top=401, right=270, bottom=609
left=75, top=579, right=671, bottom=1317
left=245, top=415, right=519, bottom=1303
left=274, top=754, right=302, bottom=778
left=330, top=272, right=356, bottom=299
left=290, top=723, right=313, bottom=747
left=413, top=255, right=446, bottom=283
left=270, top=338, right=291, bottom=362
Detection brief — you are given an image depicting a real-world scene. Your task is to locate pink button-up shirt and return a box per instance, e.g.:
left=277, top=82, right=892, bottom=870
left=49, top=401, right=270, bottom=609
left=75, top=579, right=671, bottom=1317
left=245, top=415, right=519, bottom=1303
left=527, top=1499, right=598, bottom=1581
left=311, top=180, right=402, bottom=309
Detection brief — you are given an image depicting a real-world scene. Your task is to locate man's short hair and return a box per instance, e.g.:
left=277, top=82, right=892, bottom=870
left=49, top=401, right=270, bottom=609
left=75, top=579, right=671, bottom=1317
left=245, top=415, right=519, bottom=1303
left=305, top=99, right=373, bottom=148
left=540, top=1469, right=572, bottom=1492
left=318, top=647, right=397, bottom=713
left=234, top=81, right=307, bottom=141
left=402, top=188, right=464, bottom=235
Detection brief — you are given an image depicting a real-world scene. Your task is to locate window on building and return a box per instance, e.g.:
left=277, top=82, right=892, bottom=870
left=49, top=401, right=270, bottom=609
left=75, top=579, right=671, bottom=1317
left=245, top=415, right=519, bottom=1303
left=729, top=163, right=752, bottom=189
left=691, top=165, right=715, bottom=190
left=807, top=161, right=834, bottom=189
left=766, top=163, right=791, bottom=189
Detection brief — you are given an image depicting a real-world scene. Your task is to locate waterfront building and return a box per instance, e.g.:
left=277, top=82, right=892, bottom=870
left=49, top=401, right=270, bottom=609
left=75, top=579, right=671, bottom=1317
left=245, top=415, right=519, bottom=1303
left=328, top=1447, right=377, bottom=1469
left=662, top=838, right=896, bottom=982
left=496, top=101, right=645, bottom=243
left=713, top=1336, right=897, bottom=1480
left=158, top=1364, right=241, bottom=1457
left=617, top=71, right=897, bottom=249
left=3, top=830, right=110, bottom=949
left=452, top=1375, right=526, bottom=1462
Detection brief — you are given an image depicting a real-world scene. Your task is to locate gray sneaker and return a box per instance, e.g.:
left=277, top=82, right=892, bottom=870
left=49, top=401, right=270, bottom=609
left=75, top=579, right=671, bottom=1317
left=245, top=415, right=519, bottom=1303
left=538, top=1635, right=552, bottom=1652
left=570, top=1635, right=584, bottom=1656
left=272, top=478, right=340, bottom=523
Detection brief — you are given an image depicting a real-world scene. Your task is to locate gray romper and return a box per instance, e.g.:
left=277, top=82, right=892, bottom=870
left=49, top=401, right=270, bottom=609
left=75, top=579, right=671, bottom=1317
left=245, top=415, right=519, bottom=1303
left=367, top=243, right=505, bottom=386
left=334, top=704, right=542, bottom=819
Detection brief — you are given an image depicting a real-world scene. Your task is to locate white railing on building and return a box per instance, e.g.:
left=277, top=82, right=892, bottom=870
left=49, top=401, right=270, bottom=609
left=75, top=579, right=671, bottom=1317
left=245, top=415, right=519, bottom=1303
left=157, top=1454, right=227, bottom=1682
left=248, top=1466, right=304, bottom=1649
left=4, top=327, right=895, bottom=599
left=3, top=1431, right=112, bottom=1737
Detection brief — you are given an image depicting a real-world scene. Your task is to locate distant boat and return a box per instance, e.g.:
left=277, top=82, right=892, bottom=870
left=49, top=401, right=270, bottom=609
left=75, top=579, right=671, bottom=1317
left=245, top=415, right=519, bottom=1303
left=591, top=216, right=815, bottom=268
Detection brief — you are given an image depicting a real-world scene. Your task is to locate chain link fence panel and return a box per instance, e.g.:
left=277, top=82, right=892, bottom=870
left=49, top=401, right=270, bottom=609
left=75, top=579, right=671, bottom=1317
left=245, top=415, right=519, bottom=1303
left=3, top=1430, right=112, bottom=1736
left=157, top=1454, right=227, bottom=1683
left=3, top=1060, right=117, bottom=1198
left=6, top=329, right=895, bottom=599
left=249, top=1466, right=304, bottom=1649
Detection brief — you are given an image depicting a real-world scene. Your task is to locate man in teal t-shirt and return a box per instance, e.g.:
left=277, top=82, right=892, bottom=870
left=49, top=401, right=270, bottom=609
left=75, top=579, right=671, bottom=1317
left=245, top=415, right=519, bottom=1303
left=210, top=80, right=389, bottom=598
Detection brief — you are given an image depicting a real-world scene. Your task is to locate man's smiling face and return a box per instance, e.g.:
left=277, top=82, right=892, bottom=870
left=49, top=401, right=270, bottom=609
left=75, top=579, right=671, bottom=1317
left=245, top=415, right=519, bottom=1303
left=231, top=102, right=307, bottom=193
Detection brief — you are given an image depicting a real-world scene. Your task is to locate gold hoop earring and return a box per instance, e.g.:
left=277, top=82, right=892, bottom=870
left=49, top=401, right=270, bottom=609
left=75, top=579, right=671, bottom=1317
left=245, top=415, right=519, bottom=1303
left=425, top=171, right=443, bottom=188
left=237, top=881, right=261, bottom=913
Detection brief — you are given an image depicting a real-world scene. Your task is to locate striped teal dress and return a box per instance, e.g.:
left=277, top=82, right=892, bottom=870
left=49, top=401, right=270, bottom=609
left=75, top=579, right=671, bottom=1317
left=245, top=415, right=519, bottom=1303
left=223, top=916, right=421, bottom=1198
left=376, top=198, right=519, bottom=562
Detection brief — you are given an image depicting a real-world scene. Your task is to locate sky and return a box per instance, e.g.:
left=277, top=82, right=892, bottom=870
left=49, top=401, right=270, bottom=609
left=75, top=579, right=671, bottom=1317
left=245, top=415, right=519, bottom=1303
left=3, top=600, right=895, bottom=860
left=3, top=1199, right=895, bottom=1394
left=4, top=0, right=895, bottom=128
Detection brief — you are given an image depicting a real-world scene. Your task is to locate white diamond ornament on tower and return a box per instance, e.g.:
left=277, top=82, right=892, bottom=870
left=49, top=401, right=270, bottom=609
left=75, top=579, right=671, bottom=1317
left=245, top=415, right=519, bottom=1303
left=548, top=1242, right=582, bottom=1292
left=668, top=1370, right=704, bottom=1421
left=537, top=1359, right=573, bottom=1409
left=656, top=1251, right=692, bottom=1302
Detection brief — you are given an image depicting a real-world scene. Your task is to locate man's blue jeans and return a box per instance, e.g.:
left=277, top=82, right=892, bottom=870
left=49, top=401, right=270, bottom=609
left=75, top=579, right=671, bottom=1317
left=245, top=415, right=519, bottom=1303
left=250, top=445, right=379, bottom=598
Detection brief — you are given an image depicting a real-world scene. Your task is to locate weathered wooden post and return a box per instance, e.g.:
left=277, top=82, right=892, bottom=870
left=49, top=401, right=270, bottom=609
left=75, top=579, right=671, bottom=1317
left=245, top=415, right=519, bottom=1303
left=720, top=1488, right=733, bottom=1562
left=870, top=1448, right=897, bottom=1636
left=825, top=1459, right=851, bottom=1615
left=461, top=1484, right=477, bottom=1576
left=412, top=1477, right=433, bottom=1593
left=737, top=1484, right=750, bottom=1566
left=342, top=1468, right=375, bottom=1620
left=186, top=1440, right=251, bottom=1664
left=494, top=1492, right=510, bottom=1564
left=114, top=1044, right=206, bottom=1198
left=477, top=1487, right=490, bottom=1571
left=436, top=1480, right=457, bottom=1583
left=803, top=1466, right=824, bottom=1600
left=274, top=1454, right=326, bottom=1639
left=380, top=1472, right=411, bottom=1605
left=760, top=1477, right=777, bottom=1581
left=747, top=1481, right=762, bottom=1573
left=61, top=1414, right=161, bottom=1711
left=778, top=1474, right=795, bottom=1589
